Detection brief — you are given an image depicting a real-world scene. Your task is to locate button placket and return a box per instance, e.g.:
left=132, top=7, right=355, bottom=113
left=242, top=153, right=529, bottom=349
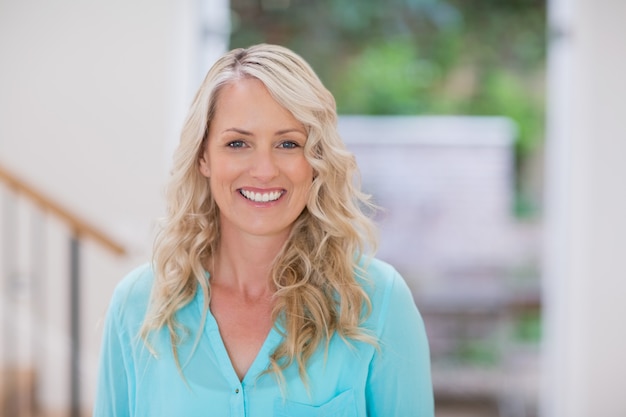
left=230, top=384, right=245, bottom=416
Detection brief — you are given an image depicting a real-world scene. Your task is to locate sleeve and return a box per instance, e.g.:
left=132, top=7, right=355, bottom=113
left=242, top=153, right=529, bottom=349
left=365, top=270, right=435, bottom=417
left=92, top=293, right=133, bottom=417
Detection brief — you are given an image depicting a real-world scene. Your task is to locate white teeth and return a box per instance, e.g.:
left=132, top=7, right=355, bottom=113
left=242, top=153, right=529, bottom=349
left=240, top=189, right=282, bottom=202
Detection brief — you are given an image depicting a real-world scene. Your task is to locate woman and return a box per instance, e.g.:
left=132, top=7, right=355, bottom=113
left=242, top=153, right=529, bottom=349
left=94, top=44, right=434, bottom=416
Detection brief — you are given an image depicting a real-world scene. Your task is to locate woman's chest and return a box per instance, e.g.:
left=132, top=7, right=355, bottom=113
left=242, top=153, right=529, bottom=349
left=131, top=326, right=373, bottom=417
left=210, top=293, right=274, bottom=380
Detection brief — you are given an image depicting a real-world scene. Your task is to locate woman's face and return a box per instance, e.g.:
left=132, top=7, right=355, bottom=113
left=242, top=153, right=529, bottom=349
left=199, top=77, right=314, bottom=240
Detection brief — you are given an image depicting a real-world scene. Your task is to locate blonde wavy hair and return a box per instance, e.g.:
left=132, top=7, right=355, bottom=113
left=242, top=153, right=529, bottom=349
left=141, top=44, right=378, bottom=383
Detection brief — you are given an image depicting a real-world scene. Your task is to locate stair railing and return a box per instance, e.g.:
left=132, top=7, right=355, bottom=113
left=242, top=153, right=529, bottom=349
left=0, top=163, right=126, bottom=417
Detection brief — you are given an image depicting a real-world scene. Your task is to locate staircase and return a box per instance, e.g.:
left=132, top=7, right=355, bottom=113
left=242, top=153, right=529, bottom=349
left=0, top=164, right=126, bottom=417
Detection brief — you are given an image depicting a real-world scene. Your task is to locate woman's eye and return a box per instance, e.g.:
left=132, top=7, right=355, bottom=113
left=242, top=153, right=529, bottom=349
left=278, top=141, right=299, bottom=149
left=227, top=140, right=246, bottom=148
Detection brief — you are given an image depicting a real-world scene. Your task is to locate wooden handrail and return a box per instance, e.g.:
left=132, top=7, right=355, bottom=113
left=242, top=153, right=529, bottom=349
left=0, top=163, right=126, bottom=256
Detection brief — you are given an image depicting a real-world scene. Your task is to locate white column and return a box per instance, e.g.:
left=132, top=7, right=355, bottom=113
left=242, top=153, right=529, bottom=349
left=543, top=0, right=626, bottom=415
left=165, top=0, right=231, bottom=164
left=199, top=0, right=231, bottom=80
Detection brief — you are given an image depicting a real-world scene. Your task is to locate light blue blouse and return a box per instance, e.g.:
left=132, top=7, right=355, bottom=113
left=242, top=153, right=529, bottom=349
left=93, top=258, right=434, bottom=416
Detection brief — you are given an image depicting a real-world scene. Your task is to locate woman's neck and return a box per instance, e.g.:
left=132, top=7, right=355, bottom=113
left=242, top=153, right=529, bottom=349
left=210, top=227, right=288, bottom=299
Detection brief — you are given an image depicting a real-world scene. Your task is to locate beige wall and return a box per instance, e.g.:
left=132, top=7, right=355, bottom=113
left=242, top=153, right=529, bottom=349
left=0, top=0, right=176, bottom=243
left=543, top=0, right=626, bottom=415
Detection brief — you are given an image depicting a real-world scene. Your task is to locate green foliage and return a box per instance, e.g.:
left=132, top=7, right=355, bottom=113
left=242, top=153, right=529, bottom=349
left=331, top=39, right=441, bottom=115
left=464, top=69, right=545, bottom=156
left=514, top=311, right=542, bottom=343
left=457, top=339, right=501, bottom=367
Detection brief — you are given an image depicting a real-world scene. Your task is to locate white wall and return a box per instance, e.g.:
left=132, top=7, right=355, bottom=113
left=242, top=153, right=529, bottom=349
left=0, top=0, right=229, bottom=413
left=543, top=0, right=626, bottom=415
left=0, top=0, right=181, bottom=245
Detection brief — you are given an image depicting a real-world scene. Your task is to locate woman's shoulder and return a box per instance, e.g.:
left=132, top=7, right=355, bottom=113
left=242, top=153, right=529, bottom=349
left=361, top=257, right=398, bottom=279
left=107, top=263, right=155, bottom=322
left=359, top=257, right=406, bottom=298
left=358, top=257, right=420, bottom=332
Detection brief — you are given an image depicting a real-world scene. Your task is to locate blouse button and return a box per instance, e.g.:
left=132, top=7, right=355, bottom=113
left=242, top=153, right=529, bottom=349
left=235, top=388, right=240, bottom=394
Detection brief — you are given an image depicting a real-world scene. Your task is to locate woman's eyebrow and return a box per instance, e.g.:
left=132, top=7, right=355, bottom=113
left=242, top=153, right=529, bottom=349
left=222, top=127, right=306, bottom=136
left=222, top=127, right=253, bottom=135
left=275, top=128, right=306, bottom=136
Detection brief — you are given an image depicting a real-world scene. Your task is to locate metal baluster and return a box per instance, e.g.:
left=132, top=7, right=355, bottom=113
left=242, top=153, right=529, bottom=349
left=2, top=187, right=18, bottom=416
left=31, top=207, right=45, bottom=417
left=69, top=235, right=80, bottom=417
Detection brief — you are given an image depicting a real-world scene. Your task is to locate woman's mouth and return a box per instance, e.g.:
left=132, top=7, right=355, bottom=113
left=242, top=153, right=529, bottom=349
left=239, top=189, right=284, bottom=203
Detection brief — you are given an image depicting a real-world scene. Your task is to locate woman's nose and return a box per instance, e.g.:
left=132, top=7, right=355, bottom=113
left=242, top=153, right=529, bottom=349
left=249, top=148, right=279, bottom=181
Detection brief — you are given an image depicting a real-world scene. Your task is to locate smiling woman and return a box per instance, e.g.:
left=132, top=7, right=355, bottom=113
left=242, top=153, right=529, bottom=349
left=92, top=44, right=434, bottom=417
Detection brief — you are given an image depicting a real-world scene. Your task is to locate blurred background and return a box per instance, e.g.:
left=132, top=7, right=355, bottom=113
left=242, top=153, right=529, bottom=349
left=0, top=0, right=625, bottom=416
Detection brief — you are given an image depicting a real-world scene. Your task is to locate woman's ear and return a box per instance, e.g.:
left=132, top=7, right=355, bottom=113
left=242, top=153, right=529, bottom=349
left=199, top=153, right=210, bottom=178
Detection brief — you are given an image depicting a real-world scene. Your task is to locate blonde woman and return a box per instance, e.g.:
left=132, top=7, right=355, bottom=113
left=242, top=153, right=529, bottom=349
left=93, top=44, right=434, bottom=416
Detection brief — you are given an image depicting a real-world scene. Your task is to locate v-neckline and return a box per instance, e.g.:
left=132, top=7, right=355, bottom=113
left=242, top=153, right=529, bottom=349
left=195, top=274, right=283, bottom=385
